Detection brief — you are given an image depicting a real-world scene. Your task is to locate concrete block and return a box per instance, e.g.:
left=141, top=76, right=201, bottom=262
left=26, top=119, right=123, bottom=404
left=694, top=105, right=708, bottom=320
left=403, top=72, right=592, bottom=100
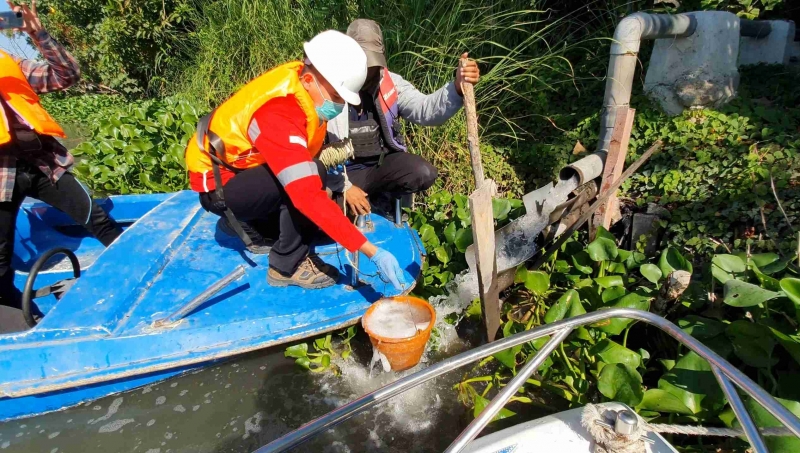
left=631, top=213, right=662, bottom=256
left=740, top=20, right=796, bottom=66
left=644, top=11, right=740, bottom=116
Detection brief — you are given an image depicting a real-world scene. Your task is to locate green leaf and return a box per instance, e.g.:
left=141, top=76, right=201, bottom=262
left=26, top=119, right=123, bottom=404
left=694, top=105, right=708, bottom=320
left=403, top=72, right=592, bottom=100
left=743, top=397, right=800, bottom=452
left=434, top=245, right=451, bottom=264
left=625, top=252, right=647, bottom=270
left=544, top=290, right=579, bottom=324
left=640, top=264, right=663, bottom=284
left=723, top=279, right=780, bottom=307
left=659, top=247, right=693, bottom=276
left=658, top=351, right=724, bottom=414
left=711, top=254, right=746, bottom=273
left=597, top=363, right=643, bottom=407
left=418, top=224, right=440, bottom=248
left=587, top=237, right=618, bottom=262
left=750, top=253, right=780, bottom=269
left=444, top=222, right=457, bottom=244
left=726, top=321, right=777, bottom=368
left=524, top=271, right=550, bottom=295
left=595, top=226, right=616, bottom=242
left=591, top=339, right=642, bottom=368
left=601, top=286, right=627, bottom=304
left=492, top=198, right=512, bottom=220
left=753, top=267, right=781, bottom=292
left=294, top=357, right=312, bottom=370
left=594, top=276, right=624, bottom=288
left=493, top=345, right=523, bottom=371
left=568, top=296, right=587, bottom=318
left=606, top=262, right=627, bottom=274
left=711, top=264, right=734, bottom=284
left=284, top=343, right=308, bottom=358
left=597, top=292, right=651, bottom=335
left=454, top=227, right=474, bottom=253
left=571, top=251, right=593, bottom=274
left=770, top=328, right=800, bottom=366
left=514, top=265, right=527, bottom=284
left=761, top=257, right=790, bottom=275
left=473, top=394, right=516, bottom=422
left=637, top=389, right=693, bottom=415
left=678, top=316, right=726, bottom=339
left=781, top=278, right=800, bottom=306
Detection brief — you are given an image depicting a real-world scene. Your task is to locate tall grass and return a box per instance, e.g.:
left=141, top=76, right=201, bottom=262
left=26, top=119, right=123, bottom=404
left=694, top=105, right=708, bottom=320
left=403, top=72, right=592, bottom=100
left=171, top=0, right=642, bottom=194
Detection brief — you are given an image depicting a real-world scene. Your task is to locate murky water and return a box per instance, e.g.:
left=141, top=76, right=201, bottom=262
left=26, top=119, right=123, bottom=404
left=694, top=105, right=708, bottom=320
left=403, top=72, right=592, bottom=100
left=0, top=329, right=479, bottom=453
left=0, top=273, right=543, bottom=453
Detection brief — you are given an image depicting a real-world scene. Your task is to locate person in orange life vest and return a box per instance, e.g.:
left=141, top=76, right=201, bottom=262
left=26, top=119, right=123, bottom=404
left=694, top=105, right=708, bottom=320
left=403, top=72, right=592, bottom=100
left=184, top=30, right=406, bottom=291
left=0, top=1, right=122, bottom=314
left=325, top=19, right=481, bottom=217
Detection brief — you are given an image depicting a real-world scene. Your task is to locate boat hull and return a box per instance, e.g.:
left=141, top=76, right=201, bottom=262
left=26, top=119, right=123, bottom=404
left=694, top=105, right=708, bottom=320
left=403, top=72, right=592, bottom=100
left=0, top=191, right=425, bottom=420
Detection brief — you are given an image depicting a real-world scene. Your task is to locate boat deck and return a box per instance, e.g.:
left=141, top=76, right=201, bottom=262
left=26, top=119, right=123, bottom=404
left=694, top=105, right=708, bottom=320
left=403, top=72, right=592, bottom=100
left=0, top=191, right=424, bottom=416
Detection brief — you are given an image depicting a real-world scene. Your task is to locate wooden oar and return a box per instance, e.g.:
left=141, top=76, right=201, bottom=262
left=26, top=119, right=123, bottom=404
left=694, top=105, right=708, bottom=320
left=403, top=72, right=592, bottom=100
left=461, top=56, right=501, bottom=342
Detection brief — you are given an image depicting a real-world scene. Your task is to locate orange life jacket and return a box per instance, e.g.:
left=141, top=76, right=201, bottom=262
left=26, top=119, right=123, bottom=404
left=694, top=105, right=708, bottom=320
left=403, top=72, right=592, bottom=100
left=184, top=61, right=326, bottom=176
left=0, top=49, right=66, bottom=146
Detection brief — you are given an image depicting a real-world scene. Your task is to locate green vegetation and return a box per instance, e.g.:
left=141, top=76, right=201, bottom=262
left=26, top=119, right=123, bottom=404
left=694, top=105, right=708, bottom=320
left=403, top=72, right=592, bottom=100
left=455, top=229, right=800, bottom=450
left=35, top=0, right=800, bottom=444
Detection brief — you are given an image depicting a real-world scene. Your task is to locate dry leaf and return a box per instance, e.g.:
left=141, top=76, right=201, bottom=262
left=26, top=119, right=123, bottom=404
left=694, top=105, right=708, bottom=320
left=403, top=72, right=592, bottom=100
left=572, top=141, right=587, bottom=155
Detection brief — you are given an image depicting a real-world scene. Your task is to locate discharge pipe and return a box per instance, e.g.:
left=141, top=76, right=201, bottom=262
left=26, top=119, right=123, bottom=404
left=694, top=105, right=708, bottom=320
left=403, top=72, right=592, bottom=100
left=596, top=12, right=697, bottom=156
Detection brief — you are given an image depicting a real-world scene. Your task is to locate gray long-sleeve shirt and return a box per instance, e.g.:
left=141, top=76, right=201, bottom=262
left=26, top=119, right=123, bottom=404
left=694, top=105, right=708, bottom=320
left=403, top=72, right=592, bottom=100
left=325, top=72, right=463, bottom=192
left=326, top=71, right=463, bottom=143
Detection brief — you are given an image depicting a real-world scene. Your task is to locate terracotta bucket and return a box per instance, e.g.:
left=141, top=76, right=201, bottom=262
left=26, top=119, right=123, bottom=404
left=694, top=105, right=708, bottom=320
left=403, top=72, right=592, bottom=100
left=362, top=296, right=436, bottom=372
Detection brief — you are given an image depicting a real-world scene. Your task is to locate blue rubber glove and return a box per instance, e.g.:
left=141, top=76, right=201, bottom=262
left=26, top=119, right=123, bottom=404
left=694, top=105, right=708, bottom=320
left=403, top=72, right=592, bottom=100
left=370, top=248, right=406, bottom=291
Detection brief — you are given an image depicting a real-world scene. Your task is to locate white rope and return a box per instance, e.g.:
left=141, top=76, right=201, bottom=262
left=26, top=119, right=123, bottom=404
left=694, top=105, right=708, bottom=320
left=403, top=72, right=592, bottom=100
left=318, top=138, right=354, bottom=169
left=646, top=423, right=793, bottom=437
left=581, top=404, right=794, bottom=453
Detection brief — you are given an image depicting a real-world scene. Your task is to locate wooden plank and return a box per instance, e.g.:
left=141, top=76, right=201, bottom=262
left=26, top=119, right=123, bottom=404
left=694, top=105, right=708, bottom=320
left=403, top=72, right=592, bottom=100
left=461, top=55, right=500, bottom=341
left=461, top=57, right=484, bottom=189
left=469, top=181, right=501, bottom=342
left=591, top=107, right=635, bottom=239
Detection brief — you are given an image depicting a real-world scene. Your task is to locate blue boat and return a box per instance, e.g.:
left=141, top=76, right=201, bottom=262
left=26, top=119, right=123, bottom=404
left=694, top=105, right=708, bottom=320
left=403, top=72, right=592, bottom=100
left=0, top=190, right=424, bottom=421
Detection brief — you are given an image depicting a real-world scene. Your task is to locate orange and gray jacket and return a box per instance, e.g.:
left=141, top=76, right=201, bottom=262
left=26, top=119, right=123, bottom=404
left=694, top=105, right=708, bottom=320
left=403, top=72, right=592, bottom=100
left=326, top=69, right=463, bottom=159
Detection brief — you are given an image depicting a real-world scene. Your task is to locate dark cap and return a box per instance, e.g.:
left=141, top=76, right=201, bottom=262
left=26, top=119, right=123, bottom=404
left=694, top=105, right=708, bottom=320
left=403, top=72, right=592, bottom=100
left=346, top=19, right=387, bottom=68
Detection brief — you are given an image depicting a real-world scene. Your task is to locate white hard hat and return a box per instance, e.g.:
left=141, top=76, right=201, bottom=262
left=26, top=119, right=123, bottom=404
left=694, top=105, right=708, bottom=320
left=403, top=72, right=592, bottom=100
left=304, top=30, right=367, bottom=105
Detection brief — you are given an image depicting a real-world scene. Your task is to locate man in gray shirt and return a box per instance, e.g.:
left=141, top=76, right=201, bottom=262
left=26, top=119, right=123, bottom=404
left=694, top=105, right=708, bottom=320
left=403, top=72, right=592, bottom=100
left=325, top=19, right=480, bottom=216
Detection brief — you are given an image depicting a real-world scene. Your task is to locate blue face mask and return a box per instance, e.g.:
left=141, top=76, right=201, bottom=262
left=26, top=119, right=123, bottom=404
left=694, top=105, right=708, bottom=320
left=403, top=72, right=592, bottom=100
left=312, top=78, right=345, bottom=121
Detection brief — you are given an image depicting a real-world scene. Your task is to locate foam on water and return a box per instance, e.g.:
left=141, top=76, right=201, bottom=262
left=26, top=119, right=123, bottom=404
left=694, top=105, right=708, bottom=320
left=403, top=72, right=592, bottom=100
left=311, top=270, right=480, bottom=438
left=364, top=302, right=430, bottom=339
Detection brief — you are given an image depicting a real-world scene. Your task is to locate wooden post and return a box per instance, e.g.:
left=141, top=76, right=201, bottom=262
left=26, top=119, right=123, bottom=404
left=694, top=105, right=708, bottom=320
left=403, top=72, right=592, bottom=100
left=591, top=107, right=635, bottom=240
left=461, top=56, right=501, bottom=342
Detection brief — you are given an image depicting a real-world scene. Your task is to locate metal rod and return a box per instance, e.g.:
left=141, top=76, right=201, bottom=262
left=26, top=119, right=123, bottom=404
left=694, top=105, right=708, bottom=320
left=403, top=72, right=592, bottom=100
left=445, top=328, right=573, bottom=453
left=394, top=198, right=402, bottom=226
left=530, top=140, right=662, bottom=270
left=351, top=252, right=360, bottom=287
left=254, top=308, right=800, bottom=453
left=153, top=265, right=246, bottom=327
left=712, top=366, right=769, bottom=453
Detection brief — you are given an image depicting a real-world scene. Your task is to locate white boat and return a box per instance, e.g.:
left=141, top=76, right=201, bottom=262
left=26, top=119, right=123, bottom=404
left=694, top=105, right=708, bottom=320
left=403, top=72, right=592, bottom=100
left=463, top=402, right=677, bottom=453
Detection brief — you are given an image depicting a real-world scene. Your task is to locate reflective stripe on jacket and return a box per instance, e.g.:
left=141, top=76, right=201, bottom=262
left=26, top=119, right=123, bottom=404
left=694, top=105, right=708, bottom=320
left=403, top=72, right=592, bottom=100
left=185, top=61, right=326, bottom=192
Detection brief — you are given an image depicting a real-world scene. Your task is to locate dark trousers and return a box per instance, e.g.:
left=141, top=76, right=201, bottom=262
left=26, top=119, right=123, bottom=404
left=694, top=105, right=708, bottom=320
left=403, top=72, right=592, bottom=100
left=347, top=152, right=438, bottom=196
left=0, top=165, right=122, bottom=308
left=199, top=161, right=327, bottom=276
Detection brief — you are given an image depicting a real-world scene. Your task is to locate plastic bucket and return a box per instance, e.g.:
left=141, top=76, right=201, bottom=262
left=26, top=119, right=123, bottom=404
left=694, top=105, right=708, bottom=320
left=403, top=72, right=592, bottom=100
left=362, top=296, right=436, bottom=372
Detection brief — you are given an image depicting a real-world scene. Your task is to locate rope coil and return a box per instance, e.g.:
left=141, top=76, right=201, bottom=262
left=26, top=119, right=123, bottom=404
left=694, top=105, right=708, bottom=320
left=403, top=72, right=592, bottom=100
left=581, top=403, right=793, bottom=453
left=318, top=138, right=355, bottom=169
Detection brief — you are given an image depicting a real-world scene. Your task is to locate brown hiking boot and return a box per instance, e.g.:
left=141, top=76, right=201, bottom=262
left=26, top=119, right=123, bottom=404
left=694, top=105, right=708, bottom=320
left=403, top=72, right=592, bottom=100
left=267, top=256, right=339, bottom=289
